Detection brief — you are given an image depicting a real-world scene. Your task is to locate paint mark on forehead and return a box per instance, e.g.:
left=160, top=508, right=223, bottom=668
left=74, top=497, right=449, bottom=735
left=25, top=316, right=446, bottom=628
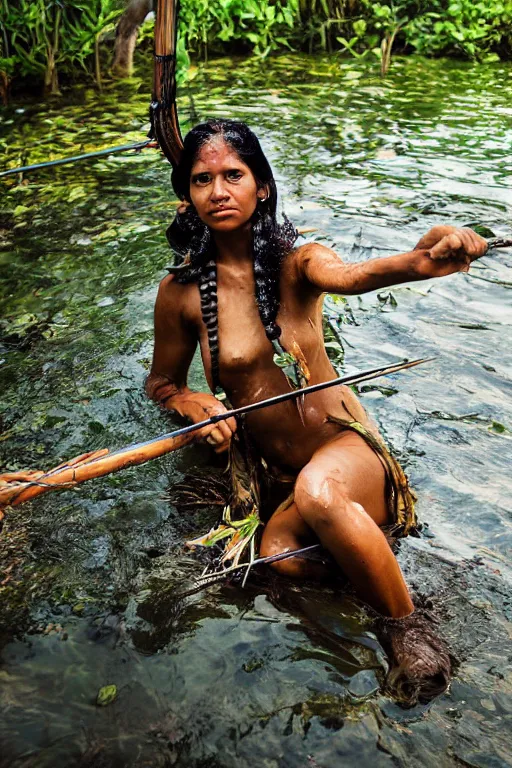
left=193, top=135, right=246, bottom=172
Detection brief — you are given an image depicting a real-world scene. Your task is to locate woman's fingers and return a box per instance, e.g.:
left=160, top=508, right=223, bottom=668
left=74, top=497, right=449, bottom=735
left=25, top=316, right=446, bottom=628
left=429, top=233, right=463, bottom=260
left=182, top=392, right=238, bottom=449
left=218, top=417, right=237, bottom=440
left=226, top=416, right=237, bottom=434
left=459, top=227, right=488, bottom=258
left=206, top=414, right=237, bottom=441
left=205, top=427, right=226, bottom=445
left=428, top=228, right=488, bottom=262
left=414, top=224, right=457, bottom=250
left=205, top=422, right=235, bottom=447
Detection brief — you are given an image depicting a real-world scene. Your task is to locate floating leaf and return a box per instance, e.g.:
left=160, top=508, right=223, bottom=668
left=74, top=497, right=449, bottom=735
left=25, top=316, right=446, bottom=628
left=464, top=223, right=496, bottom=239
left=489, top=421, right=507, bottom=434
left=96, top=685, right=117, bottom=707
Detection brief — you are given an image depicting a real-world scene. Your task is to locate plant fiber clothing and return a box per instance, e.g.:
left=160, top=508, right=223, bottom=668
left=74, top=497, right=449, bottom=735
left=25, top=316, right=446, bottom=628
left=227, top=413, right=418, bottom=542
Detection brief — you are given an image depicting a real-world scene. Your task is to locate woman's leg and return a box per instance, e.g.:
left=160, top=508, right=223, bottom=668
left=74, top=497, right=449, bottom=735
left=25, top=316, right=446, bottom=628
left=261, top=430, right=451, bottom=702
left=260, top=498, right=331, bottom=581
left=262, top=430, right=413, bottom=618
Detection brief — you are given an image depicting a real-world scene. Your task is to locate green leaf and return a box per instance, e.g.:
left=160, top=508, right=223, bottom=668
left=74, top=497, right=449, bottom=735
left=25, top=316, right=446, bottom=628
left=273, top=352, right=297, bottom=369
left=96, top=685, right=117, bottom=707
left=353, top=19, right=367, bottom=38
left=489, top=421, right=508, bottom=434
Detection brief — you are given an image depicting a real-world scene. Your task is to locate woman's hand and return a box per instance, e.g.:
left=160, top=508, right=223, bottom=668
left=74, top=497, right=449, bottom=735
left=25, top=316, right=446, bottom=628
left=412, top=225, right=488, bottom=278
left=169, top=390, right=237, bottom=453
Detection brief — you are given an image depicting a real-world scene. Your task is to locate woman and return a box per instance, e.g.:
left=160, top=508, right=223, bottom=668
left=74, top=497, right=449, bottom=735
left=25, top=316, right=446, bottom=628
left=145, top=119, right=487, bottom=698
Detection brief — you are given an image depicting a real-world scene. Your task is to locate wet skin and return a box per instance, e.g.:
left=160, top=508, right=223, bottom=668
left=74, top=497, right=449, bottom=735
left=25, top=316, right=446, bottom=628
left=146, top=137, right=488, bottom=618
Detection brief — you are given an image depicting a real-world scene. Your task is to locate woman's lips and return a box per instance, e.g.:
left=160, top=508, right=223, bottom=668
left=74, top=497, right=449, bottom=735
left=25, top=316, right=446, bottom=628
left=210, top=208, right=237, bottom=218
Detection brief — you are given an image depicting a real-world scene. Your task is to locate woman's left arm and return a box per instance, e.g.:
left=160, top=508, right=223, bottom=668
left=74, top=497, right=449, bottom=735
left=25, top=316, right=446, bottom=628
left=298, top=226, right=488, bottom=295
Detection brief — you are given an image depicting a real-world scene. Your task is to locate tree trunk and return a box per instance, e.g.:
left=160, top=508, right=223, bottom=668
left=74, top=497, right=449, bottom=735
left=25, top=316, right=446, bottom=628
left=43, top=6, right=61, bottom=95
left=112, top=0, right=152, bottom=77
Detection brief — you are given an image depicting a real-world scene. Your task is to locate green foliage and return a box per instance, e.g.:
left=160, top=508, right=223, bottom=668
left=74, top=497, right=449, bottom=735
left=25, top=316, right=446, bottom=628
left=1, top=0, right=512, bottom=98
left=0, top=0, right=124, bottom=94
left=300, top=0, right=512, bottom=61
left=338, top=1, right=512, bottom=62
left=177, top=0, right=299, bottom=59
left=406, top=0, right=512, bottom=59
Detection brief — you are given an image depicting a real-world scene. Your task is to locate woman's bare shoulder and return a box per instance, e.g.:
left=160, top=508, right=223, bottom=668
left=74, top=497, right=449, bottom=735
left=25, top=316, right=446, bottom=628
left=157, top=272, right=196, bottom=299
left=284, top=242, right=339, bottom=278
left=155, top=273, right=199, bottom=324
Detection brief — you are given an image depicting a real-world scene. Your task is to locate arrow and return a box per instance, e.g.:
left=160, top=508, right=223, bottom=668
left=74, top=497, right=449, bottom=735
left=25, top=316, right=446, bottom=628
left=0, top=357, right=432, bottom=514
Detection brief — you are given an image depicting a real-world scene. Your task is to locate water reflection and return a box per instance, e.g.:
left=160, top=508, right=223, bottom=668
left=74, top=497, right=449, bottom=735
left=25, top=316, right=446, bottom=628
left=1, top=54, right=511, bottom=767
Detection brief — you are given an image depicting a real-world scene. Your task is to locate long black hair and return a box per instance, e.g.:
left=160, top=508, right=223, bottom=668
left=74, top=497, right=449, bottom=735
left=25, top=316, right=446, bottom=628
left=166, top=119, right=298, bottom=393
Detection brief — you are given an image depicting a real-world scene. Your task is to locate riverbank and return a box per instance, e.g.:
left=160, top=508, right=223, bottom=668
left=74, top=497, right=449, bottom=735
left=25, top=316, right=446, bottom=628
left=2, top=0, right=512, bottom=101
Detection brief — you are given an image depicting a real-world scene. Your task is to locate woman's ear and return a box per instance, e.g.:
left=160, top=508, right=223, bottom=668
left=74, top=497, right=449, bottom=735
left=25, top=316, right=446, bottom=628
left=257, top=185, right=270, bottom=202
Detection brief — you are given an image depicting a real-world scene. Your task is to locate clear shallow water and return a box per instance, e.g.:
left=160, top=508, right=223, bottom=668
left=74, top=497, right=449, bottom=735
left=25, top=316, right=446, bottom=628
left=0, top=55, right=511, bottom=767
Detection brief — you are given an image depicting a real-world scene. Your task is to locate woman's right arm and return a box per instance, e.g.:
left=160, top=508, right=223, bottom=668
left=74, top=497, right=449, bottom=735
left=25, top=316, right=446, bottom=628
left=298, top=226, right=488, bottom=295
left=145, top=275, right=236, bottom=453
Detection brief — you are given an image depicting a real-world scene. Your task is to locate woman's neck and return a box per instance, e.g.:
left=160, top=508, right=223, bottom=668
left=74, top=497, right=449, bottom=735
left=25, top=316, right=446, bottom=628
left=213, top=225, right=253, bottom=267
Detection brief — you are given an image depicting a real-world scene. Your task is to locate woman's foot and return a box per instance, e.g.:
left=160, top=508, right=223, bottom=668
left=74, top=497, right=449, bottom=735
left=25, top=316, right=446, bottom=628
left=379, top=610, right=452, bottom=706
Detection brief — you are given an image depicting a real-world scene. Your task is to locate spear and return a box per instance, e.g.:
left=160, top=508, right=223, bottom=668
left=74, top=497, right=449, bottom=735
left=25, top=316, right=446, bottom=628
left=0, top=357, right=432, bottom=518
left=486, top=238, right=512, bottom=249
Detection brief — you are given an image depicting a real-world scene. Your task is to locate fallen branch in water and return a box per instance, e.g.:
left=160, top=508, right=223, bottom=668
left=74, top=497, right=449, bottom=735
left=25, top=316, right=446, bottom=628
left=0, top=357, right=431, bottom=520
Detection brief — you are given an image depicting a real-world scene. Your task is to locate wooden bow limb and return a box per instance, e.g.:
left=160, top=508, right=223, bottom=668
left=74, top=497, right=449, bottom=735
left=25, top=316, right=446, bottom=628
left=0, top=432, right=199, bottom=519
left=0, top=357, right=432, bottom=519
left=150, top=0, right=184, bottom=168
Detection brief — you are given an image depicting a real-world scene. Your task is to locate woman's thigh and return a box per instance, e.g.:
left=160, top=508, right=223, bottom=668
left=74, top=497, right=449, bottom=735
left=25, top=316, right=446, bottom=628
left=295, top=429, right=389, bottom=527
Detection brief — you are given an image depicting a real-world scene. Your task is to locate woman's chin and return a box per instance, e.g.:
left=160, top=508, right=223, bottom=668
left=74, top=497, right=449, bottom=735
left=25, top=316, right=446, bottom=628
left=207, top=217, right=252, bottom=234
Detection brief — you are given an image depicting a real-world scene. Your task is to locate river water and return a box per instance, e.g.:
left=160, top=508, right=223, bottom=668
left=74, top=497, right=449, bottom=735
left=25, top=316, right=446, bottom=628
left=0, top=54, right=511, bottom=767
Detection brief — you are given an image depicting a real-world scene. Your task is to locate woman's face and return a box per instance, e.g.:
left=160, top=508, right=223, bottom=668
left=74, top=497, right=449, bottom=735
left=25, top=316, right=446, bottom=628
left=189, top=136, right=267, bottom=233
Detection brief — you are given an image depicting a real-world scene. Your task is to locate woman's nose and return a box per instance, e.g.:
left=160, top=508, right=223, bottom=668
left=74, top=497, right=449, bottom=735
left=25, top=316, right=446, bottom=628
left=211, top=176, right=229, bottom=201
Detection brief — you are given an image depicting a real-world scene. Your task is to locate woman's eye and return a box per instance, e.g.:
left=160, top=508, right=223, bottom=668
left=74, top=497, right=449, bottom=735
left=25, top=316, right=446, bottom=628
left=227, top=170, right=243, bottom=181
left=193, top=173, right=210, bottom=185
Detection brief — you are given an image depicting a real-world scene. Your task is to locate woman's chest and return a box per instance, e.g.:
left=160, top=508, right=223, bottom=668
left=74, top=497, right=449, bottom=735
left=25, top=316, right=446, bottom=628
left=214, top=278, right=272, bottom=372
left=194, top=261, right=320, bottom=386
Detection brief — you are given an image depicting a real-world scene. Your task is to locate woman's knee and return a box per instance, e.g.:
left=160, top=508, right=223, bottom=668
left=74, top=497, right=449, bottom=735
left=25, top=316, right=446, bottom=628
left=294, top=465, right=351, bottom=532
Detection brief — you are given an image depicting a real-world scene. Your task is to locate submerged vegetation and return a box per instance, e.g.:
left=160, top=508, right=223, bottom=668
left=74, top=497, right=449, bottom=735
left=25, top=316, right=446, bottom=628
left=1, top=0, right=512, bottom=100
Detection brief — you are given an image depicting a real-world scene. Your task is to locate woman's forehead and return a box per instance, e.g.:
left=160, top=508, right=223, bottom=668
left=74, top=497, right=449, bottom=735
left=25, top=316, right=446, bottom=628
left=192, top=136, right=247, bottom=171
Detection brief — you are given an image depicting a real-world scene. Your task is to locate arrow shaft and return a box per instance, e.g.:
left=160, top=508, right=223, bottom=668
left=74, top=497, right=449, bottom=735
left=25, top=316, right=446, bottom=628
left=91, top=357, right=432, bottom=463
left=0, top=357, right=432, bottom=511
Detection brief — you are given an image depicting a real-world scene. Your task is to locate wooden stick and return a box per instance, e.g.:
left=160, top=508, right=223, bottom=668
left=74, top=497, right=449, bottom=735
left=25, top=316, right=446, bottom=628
left=150, top=0, right=184, bottom=168
left=0, top=431, right=199, bottom=516
left=0, top=358, right=431, bottom=517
